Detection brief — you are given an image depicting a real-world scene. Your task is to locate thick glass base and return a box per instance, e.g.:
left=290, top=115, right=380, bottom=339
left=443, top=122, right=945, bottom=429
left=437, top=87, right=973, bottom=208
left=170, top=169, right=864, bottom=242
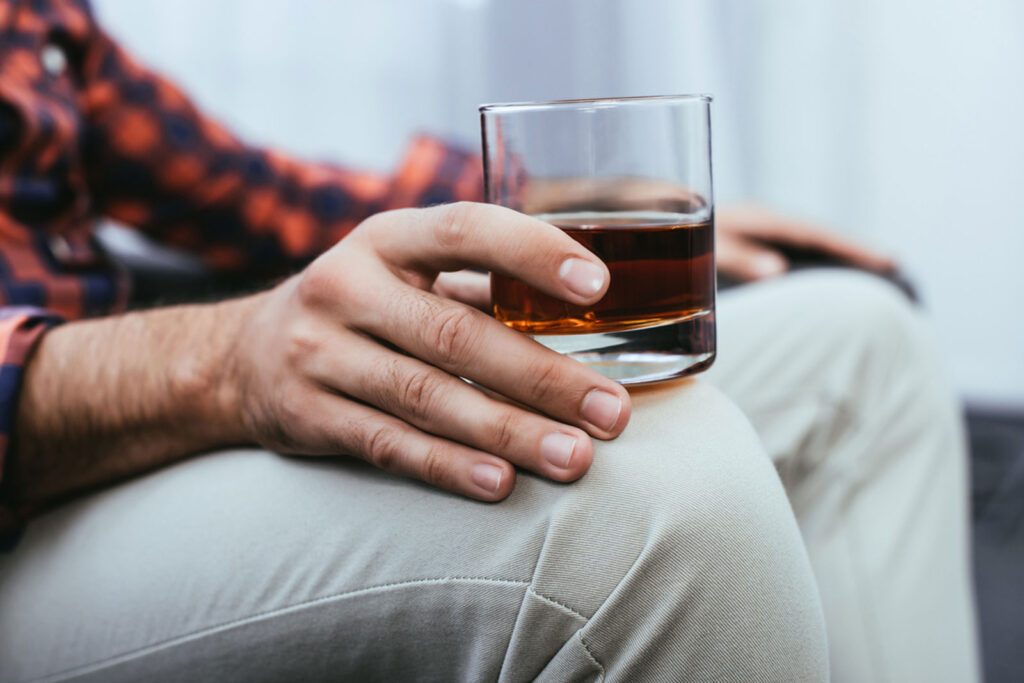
left=532, top=311, right=716, bottom=385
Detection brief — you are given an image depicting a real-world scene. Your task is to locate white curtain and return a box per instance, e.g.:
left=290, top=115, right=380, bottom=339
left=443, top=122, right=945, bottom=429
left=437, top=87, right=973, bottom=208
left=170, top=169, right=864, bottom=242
left=94, top=0, right=1024, bottom=406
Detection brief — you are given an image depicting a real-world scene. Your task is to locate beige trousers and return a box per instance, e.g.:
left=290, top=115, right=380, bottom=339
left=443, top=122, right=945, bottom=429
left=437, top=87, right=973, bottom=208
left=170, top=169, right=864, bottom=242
left=0, top=270, right=979, bottom=682
left=707, top=270, right=980, bottom=683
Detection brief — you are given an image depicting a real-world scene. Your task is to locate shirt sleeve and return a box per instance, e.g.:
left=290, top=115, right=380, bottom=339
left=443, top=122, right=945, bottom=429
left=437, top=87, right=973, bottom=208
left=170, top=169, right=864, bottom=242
left=0, top=306, right=62, bottom=538
left=77, top=27, right=484, bottom=276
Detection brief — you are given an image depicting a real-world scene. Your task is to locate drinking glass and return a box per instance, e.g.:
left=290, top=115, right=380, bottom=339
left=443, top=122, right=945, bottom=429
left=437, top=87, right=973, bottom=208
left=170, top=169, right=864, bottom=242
left=480, top=95, right=716, bottom=384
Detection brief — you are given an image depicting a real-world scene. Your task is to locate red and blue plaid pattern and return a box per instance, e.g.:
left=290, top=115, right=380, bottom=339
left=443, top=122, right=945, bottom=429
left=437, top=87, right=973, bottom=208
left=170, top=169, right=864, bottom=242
left=0, top=0, right=484, bottom=527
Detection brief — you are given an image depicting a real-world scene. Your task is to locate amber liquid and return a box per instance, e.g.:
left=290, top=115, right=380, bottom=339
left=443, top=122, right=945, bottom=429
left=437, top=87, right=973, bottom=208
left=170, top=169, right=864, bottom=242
left=492, top=211, right=715, bottom=335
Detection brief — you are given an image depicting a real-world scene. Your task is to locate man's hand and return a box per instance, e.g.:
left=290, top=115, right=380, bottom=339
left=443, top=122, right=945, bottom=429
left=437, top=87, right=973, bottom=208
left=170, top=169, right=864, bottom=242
left=13, top=203, right=631, bottom=509
left=226, top=203, right=632, bottom=500
left=716, top=205, right=896, bottom=282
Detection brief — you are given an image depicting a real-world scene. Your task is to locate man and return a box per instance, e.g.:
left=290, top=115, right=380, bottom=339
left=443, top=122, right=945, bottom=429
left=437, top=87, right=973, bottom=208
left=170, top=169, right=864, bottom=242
left=0, top=1, right=978, bottom=681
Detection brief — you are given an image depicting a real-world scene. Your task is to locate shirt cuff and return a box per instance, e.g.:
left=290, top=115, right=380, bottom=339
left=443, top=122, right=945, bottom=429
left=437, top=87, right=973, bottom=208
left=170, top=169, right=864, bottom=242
left=0, top=307, right=63, bottom=541
left=386, top=134, right=484, bottom=210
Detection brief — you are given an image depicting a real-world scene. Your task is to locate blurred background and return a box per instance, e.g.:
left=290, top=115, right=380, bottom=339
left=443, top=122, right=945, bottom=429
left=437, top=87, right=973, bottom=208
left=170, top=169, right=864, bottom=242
left=91, top=0, right=1023, bottom=409
left=92, top=0, right=1023, bottom=678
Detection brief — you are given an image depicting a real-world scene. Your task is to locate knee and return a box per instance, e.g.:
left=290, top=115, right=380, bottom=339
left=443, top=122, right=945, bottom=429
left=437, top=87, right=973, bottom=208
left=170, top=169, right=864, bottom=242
left=594, top=381, right=820, bottom=610
left=793, top=270, right=961, bottom=432
left=602, top=380, right=797, bottom=544
left=790, top=269, right=934, bottom=371
left=562, top=382, right=829, bottom=679
left=632, top=383, right=808, bottom=578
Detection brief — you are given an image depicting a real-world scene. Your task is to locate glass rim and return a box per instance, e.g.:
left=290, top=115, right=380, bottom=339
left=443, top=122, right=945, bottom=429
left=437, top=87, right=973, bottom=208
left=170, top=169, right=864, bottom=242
left=479, top=93, right=712, bottom=114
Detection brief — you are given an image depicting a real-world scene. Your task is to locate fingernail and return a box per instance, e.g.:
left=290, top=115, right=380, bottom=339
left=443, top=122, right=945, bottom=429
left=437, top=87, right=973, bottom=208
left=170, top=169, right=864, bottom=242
left=558, top=258, right=605, bottom=298
left=753, top=253, right=787, bottom=277
left=541, top=432, right=577, bottom=469
left=470, top=463, right=503, bottom=493
left=581, top=389, right=622, bottom=432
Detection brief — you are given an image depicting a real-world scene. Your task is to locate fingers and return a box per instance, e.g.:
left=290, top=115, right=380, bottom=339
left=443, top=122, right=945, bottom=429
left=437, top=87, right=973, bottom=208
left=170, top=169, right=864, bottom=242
left=344, top=274, right=631, bottom=440
left=773, top=221, right=895, bottom=271
left=432, top=270, right=491, bottom=310
left=364, top=202, right=611, bottom=305
left=718, top=205, right=896, bottom=272
left=258, top=202, right=635, bottom=502
left=715, top=233, right=789, bottom=281
left=304, top=329, right=594, bottom=483
left=305, top=391, right=518, bottom=501
left=520, top=177, right=707, bottom=214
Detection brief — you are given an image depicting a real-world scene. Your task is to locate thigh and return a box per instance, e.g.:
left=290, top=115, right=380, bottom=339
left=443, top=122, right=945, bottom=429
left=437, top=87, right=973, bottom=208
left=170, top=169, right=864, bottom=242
left=710, top=270, right=979, bottom=683
left=0, top=380, right=825, bottom=683
left=708, top=269, right=934, bottom=470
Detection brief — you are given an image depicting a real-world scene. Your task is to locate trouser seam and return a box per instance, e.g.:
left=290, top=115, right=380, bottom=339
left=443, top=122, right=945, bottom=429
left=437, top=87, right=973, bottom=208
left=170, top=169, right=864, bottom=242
left=526, top=586, right=587, bottom=620
left=495, top=510, right=606, bottom=681
left=527, top=535, right=648, bottom=682
left=576, top=631, right=607, bottom=681
left=29, top=576, right=530, bottom=683
left=525, top=588, right=606, bottom=681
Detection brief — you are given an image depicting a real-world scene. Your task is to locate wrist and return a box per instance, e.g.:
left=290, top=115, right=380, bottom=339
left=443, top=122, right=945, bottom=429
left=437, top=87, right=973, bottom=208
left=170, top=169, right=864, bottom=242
left=9, top=293, right=271, bottom=508
left=188, top=293, right=265, bottom=449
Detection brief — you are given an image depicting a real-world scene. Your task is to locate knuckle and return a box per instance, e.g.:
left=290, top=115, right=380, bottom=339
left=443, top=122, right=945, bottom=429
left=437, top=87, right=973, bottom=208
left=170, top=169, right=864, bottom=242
left=283, top=322, right=322, bottom=370
left=523, top=357, right=565, bottom=405
left=420, top=444, right=453, bottom=488
left=490, top=410, right=518, bottom=453
left=358, top=210, right=390, bottom=233
left=428, top=306, right=479, bottom=367
left=434, top=202, right=476, bottom=251
left=296, top=263, right=334, bottom=307
left=276, top=390, right=307, bottom=428
left=363, top=425, right=403, bottom=472
left=395, top=368, right=446, bottom=421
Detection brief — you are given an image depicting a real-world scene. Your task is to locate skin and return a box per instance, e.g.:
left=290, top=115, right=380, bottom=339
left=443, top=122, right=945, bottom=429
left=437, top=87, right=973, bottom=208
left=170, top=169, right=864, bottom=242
left=10, top=203, right=631, bottom=510
left=8, top=201, right=893, bottom=513
left=435, top=204, right=898, bottom=306
left=715, top=205, right=896, bottom=281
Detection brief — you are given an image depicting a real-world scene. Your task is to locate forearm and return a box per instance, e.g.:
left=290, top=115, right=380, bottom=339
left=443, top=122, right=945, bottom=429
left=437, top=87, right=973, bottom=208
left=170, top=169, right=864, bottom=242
left=2, top=202, right=635, bottom=521
left=8, top=296, right=258, bottom=508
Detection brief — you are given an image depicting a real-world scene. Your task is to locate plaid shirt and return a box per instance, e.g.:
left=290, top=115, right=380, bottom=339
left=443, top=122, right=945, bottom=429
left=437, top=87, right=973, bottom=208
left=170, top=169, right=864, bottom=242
left=0, top=0, right=483, bottom=527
